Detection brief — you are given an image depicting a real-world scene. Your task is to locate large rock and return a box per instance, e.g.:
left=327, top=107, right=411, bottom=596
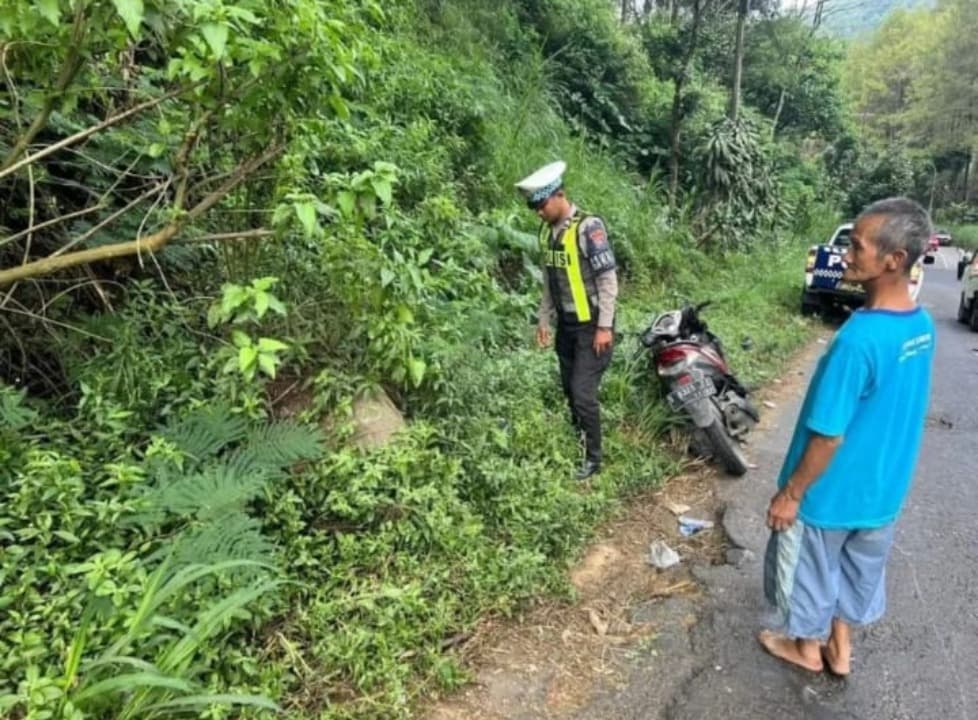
left=351, top=389, right=405, bottom=450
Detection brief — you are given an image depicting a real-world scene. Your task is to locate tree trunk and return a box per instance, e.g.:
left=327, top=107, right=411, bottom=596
left=621, top=0, right=629, bottom=22
left=730, top=0, right=748, bottom=121
left=771, top=87, right=786, bottom=138
left=668, top=0, right=705, bottom=208
left=668, top=80, right=685, bottom=208
left=812, top=0, right=826, bottom=30
left=965, top=148, right=975, bottom=203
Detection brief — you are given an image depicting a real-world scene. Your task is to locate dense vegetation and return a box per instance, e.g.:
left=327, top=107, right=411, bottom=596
left=1, top=0, right=970, bottom=718
left=842, top=0, right=978, bottom=243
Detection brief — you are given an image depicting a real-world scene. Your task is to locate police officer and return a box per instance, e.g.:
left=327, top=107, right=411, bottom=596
left=516, top=161, right=618, bottom=480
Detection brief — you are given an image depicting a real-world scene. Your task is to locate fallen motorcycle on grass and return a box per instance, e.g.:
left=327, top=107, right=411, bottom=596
left=639, top=301, right=758, bottom=476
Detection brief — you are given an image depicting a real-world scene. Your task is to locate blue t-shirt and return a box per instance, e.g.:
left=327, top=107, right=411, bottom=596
left=777, top=307, right=935, bottom=529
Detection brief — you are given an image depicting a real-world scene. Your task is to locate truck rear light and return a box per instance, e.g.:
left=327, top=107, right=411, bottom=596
left=805, top=250, right=817, bottom=273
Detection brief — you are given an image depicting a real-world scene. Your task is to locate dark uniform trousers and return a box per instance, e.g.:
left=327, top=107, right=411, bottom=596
left=555, top=317, right=613, bottom=465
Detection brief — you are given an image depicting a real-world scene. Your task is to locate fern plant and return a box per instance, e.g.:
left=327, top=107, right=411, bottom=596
left=135, top=405, right=324, bottom=567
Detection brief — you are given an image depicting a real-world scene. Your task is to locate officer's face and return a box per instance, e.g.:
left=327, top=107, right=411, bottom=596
left=532, top=193, right=561, bottom=223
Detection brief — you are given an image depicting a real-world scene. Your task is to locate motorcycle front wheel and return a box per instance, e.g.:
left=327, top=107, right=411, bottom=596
left=703, top=405, right=749, bottom=476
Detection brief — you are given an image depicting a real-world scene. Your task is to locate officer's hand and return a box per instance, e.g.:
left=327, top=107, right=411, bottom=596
left=593, top=327, right=613, bottom=354
left=536, top=325, right=552, bottom=349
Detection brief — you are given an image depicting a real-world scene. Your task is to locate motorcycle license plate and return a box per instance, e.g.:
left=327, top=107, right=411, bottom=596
left=667, top=377, right=715, bottom=410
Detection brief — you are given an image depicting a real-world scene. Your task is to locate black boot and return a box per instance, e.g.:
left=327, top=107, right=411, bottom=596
left=575, top=460, right=601, bottom=481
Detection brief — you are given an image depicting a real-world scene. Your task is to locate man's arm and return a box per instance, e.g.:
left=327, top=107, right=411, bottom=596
left=767, top=432, right=842, bottom=531
left=580, top=218, right=617, bottom=352
left=536, top=280, right=555, bottom=348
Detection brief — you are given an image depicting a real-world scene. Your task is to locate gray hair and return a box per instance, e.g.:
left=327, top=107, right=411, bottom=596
left=856, top=197, right=933, bottom=272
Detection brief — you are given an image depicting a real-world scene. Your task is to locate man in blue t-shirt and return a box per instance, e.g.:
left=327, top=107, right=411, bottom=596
left=759, top=197, right=936, bottom=677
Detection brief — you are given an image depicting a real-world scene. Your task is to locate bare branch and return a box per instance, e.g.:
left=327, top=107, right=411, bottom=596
left=0, top=146, right=283, bottom=288
left=183, top=229, right=276, bottom=243
left=51, top=184, right=166, bottom=258
left=0, top=89, right=184, bottom=182
left=0, top=206, right=103, bottom=250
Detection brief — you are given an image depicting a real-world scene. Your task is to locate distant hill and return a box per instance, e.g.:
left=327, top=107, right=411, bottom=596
left=816, top=0, right=935, bottom=38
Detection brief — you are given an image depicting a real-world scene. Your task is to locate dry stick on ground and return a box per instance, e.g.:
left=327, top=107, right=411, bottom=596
left=0, top=145, right=283, bottom=287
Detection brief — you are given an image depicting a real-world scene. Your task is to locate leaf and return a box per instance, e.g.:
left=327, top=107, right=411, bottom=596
left=254, top=292, right=269, bottom=318
left=231, top=331, right=251, bottom=349
left=295, top=201, right=317, bottom=237
left=336, top=191, right=356, bottom=219
left=73, top=673, right=193, bottom=703
left=111, top=0, right=144, bottom=37
left=36, top=0, right=60, bottom=26
left=256, top=337, right=288, bottom=353
left=380, top=268, right=395, bottom=287
left=206, top=302, right=224, bottom=329
left=238, top=347, right=259, bottom=378
left=395, top=305, right=414, bottom=324
left=201, top=22, right=229, bottom=60
left=408, top=358, right=426, bottom=388
left=371, top=178, right=392, bottom=205
left=221, top=284, right=248, bottom=316
left=144, top=693, right=279, bottom=713
left=267, top=296, right=287, bottom=316
left=251, top=277, right=277, bottom=292
left=257, top=353, right=278, bottom=378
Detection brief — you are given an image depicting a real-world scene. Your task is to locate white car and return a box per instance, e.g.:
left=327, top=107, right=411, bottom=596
left=802, top=223, right=928, bottom=315
left=956, top=250, right=978, bottom=330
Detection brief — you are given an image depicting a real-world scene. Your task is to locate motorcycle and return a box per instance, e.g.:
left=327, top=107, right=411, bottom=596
left=640, top=301, right=758, bottom=476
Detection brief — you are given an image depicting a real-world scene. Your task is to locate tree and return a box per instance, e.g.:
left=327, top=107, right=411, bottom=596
left=0, top=0, right=372, bottom=289
left=742, top=15, right=845, bottom=138
left=905, top=0, right=978, bottom=201
left=639, top=0, right=719, bottom=207
left=843, top=8, right=937, bottom=144
left=729, top=0, right=749, bottom=120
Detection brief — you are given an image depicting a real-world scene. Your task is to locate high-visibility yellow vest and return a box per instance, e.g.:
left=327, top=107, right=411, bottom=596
left=539, top=216, right=592, bottom=323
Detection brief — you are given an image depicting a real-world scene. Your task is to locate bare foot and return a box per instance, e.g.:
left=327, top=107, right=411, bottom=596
left=821, top=642, right=851, bottom=677
left=757, top=630, right=824, bottom=672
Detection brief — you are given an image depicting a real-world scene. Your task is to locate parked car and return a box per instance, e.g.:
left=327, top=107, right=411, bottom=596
left=956, top=250, right=978, bottom=330
left=801, top=223, right=932, bottom=315
left=935, top=229, right=953, bottom=246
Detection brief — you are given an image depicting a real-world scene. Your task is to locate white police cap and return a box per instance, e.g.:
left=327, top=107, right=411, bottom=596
left=515, top=160, right=567, bottom=204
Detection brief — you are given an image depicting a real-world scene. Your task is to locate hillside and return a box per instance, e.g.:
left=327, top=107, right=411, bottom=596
left=818, top=0, right=935, bottom=37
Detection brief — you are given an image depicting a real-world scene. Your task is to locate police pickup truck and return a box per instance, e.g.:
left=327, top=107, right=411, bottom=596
left=800, top=223, right=931, bottom=316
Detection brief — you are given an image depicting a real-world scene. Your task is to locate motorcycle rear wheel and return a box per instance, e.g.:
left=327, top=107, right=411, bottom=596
left=704, top=406, right=749, bottom=476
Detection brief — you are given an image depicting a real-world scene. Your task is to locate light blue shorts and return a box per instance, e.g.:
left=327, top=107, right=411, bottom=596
left=763, top=520, right=896, bottom=639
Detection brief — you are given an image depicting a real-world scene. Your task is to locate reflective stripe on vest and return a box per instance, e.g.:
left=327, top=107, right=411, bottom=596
left=540, top=218, right=592, bottom=323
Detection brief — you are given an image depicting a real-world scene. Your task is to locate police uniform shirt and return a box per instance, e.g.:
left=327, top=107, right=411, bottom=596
left=538, top=204, right=618, bottom=327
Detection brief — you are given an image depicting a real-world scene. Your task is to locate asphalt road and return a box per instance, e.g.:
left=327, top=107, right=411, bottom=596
left=659, top=247, right=978, bottom=720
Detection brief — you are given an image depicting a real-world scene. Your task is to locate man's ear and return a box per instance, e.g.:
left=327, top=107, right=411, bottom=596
left=888, top=249, right=908, bottom=272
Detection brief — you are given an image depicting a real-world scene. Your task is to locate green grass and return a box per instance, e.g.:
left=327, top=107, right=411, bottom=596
left=947, top=224, right=978, bottom=252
